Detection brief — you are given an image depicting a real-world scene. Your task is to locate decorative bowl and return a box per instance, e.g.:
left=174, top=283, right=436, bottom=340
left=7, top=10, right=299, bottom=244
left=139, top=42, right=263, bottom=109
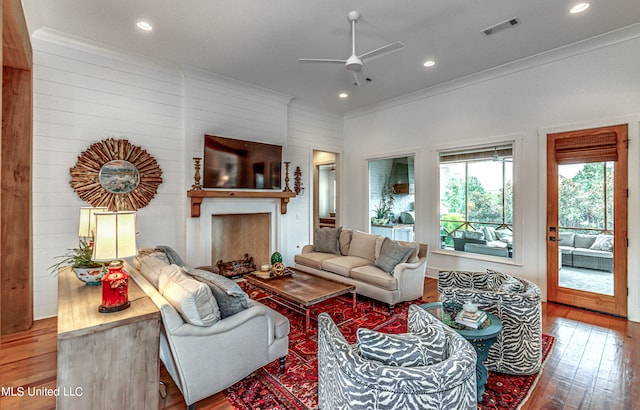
left=72, top=267, right=104, bottom=286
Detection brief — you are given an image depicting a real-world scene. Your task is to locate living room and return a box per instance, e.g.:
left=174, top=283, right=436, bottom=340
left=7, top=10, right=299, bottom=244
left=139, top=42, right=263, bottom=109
left=1, top=1, right=640, bottom=409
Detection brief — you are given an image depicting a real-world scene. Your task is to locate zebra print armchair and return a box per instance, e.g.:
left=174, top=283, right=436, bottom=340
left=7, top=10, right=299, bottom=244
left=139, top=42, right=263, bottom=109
left=317, top=307, right=477, bottom=410
left=438, top=270, right=543, bottom=375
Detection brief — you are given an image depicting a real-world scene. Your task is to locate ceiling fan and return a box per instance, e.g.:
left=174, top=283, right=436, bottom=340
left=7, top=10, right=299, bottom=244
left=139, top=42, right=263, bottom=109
left=298, top=11, right=404, bottom=87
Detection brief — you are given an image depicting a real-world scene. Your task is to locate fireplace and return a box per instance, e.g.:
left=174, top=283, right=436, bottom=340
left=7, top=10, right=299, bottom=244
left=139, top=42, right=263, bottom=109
left=185, top=197, right=280, bottom=267
left=211, top=213, right=271, bottom=266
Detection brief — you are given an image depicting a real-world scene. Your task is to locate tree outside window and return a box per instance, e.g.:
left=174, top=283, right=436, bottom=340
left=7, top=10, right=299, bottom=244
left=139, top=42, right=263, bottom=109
left=439, top=144, right=513, bottom=258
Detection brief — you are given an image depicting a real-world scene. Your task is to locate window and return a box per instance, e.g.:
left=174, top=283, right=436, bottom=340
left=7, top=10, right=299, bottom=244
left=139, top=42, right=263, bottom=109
left=439, top=143, right=514, bottom=258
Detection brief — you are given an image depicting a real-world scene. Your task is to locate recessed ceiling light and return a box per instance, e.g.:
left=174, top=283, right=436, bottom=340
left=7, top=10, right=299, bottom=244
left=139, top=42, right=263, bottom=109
left=136, top=20, right=153, bottom=31
left=423, top=60, right=436, bottom=68
left=339, top=92, right=349, bottom=99
left=570, top=3, right=590, bottom=14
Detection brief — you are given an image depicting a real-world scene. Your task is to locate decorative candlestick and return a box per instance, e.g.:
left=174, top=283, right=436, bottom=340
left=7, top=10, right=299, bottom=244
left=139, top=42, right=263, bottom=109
left=294, top=166, right=304, bottom=195
left=283, top=162, right=292, bottom=192
left=191, top=157, right=203, bottom=190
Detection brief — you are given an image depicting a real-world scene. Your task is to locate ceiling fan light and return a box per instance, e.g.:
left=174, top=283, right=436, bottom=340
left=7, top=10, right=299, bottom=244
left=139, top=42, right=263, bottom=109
left=339, top=92, right=349, bottom=99
left=570, top=3, right=590, bottom=14
left=423, top=60, right=435, bottom=67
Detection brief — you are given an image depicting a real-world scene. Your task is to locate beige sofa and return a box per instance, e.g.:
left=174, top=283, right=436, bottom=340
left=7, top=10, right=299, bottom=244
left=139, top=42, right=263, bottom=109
left=126, top=249, right=289, bottom=409
left=294, top=229, right=429, bottom=312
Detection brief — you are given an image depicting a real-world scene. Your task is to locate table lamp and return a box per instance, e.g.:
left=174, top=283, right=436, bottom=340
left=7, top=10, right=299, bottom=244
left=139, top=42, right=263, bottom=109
left=77, top=206, right=109, bottom=241
left=92, top=211, right=137, bottom=313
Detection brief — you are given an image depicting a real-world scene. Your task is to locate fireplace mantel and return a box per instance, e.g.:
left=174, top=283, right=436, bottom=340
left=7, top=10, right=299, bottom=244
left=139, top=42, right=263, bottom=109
left=187, top=189, right=296, bottom=217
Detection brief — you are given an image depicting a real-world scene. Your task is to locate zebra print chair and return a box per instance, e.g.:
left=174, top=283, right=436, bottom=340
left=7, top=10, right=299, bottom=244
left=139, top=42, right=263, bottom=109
left=317, top=306, right=477, bottom=410
left=438, top=270, right=543, bottom=375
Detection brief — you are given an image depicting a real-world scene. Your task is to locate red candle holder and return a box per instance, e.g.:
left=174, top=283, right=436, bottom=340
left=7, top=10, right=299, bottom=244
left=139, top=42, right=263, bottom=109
left=99, top=262, right=130, bottom=313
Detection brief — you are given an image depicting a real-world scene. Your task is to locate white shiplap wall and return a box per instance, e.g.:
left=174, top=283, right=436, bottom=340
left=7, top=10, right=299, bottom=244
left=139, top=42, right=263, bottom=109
left=282, top=102, right=344, bottom=265
left=31, top=30, right=344, bottom=318
left=32, top=29, right=185, bottom=318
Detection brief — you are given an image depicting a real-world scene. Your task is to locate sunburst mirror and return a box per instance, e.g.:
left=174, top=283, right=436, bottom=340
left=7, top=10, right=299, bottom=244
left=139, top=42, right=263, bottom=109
left=70, top=138, right=163, bottom=211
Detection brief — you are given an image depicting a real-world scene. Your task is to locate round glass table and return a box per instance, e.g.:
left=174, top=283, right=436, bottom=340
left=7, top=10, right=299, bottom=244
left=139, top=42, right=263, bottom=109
left=421, top=301, right=502, bottom=402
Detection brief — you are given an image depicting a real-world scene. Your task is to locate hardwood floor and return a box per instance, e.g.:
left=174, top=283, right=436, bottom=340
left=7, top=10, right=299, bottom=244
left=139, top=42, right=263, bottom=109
left=1, top=278, right=638, bottom=409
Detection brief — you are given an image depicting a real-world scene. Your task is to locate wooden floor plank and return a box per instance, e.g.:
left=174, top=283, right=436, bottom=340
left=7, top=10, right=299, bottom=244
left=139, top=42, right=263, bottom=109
left=2, top=279, right=639, bottom=410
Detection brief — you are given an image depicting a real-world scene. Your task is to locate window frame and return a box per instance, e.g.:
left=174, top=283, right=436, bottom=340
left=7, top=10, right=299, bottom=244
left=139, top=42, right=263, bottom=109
left=433, top=138, right=522, bottom=265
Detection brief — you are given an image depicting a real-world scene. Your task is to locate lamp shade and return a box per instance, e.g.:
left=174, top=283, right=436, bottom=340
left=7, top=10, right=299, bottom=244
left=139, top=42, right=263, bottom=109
left=78, top=207, right=109, bottom=238
left=91, top=211, right=137, bottom=262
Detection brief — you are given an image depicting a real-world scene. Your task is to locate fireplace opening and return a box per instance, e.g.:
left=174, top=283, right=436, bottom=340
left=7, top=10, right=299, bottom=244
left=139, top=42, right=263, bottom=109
left=211, top=213, right=271, bottom=267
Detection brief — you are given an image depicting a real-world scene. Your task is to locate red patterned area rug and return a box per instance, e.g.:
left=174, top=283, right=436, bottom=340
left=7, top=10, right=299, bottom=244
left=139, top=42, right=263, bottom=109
left=224, top=293, right=554, bottom=410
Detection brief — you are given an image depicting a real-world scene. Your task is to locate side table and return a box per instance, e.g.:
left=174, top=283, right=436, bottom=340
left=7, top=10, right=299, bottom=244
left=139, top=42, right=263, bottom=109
left=421, top=302, right=502, bottom=402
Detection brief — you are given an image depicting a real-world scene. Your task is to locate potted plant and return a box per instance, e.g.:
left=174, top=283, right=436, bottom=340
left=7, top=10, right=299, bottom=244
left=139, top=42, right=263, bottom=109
left=371, top=184, right=395, bottom=224
left=49, top=240, right=105, bottom=286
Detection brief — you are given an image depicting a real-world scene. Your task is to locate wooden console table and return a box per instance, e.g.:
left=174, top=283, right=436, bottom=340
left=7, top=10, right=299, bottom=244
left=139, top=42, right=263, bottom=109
left=57, top=267, right=160, bottom=409
left=187, top=189, right=296, bottom=217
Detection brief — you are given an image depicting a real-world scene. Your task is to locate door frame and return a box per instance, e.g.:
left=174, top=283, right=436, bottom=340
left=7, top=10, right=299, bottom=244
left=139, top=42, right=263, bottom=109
left=546, top=124, right=628, bottom=317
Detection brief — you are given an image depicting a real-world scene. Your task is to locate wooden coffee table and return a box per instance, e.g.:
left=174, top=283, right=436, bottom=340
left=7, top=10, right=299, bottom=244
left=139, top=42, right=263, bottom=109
left=244, top=268, right=356, bottom=332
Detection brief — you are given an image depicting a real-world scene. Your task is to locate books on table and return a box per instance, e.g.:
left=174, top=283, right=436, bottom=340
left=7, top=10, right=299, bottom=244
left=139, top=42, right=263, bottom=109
left=455, top=310, right=487, bottom=329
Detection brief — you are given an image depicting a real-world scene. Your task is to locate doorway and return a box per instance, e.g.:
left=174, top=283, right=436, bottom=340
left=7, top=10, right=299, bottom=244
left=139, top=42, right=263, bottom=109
left=313, top=151, right=338, bottom=232
left=368, top=156, right=415, bottom=242
left=546, top=124, right=627, bottom=316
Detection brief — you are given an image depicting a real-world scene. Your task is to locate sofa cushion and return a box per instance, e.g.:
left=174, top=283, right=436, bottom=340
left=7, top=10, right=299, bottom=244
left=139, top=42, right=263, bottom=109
left=294, top=252, right=339, bottom=270
left=350, top=265, right=398, bottom=290
left=158, top=264, right=220, bottom=326
left=348, top=230, right=380, bottom=262
left=574, top=234, right=597, bottom=249
left=590, top=234, right=614, bottom=252
left=357, top=328, right=445, bottom=367
left=138, top=253, right=170, bottom=289
left=572, top=248, right=614, bottom=259
left=558, top=232, right=575, bottom=247
left=322, top=256, right=371, bottom=277
left=314, top=226, right=342, bottom=254
left=184, top=267, right=253, bottom=318
left=339, top=229, right=352, bottom=256
left=374, top=237, right=414, bottom=274
left=464, top=230, right=484, bottom=240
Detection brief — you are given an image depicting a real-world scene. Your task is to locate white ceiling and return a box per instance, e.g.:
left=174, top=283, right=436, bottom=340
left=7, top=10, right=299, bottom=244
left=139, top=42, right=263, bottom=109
left=22, top=0, right=640, bottom=114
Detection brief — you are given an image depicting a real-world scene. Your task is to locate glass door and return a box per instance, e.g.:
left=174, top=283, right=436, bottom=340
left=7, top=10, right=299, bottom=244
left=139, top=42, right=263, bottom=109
left=546, top=125, right=627, bottom=316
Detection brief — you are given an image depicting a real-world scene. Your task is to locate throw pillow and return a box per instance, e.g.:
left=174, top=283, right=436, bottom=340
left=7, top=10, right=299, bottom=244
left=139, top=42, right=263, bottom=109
left=158, top=264, right=220, bottom=326
left=590, top=234, right=614, bottom=252
left=356, top=328, right=444, bottom=367
left=138, top=253, right=170, bottom=289
left=339, top=229, right=352, bottom=256
left=486, top=269, right=510, bottom=290
left=500, top=275, right=525, bottom=293
left=314, top=226, right=342, bottom=254
left=184, top=266, right=252, bottom=318
left=374, top=237, right=414, bottom=274
left=348, top=230, right=380, bottom=262
left=406, top=305, right=448, bottom=363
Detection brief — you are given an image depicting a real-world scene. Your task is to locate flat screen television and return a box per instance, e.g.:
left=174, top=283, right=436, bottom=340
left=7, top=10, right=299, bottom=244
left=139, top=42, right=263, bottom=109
left=203, top=135, right=282, bottom=189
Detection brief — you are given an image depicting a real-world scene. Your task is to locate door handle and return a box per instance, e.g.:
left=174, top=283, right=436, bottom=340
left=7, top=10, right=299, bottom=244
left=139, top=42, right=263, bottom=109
left=549, top=236, right=556, bottom=242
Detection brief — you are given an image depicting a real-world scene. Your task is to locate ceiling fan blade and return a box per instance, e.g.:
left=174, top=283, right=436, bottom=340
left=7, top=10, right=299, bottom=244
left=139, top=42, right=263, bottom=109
left=359, top=41, right=404, bottom=60
left=298, top=58, right=346, bottom=64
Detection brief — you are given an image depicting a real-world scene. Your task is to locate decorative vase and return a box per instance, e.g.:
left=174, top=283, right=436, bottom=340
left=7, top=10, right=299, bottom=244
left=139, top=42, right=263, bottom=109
left=72, top=266, right=105, bottom=286
left=270, top=251, right=283, bottom=265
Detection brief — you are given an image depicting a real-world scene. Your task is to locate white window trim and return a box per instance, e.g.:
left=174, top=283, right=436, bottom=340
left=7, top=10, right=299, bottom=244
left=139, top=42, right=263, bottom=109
left=431, top=134, right=524, bottom=266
